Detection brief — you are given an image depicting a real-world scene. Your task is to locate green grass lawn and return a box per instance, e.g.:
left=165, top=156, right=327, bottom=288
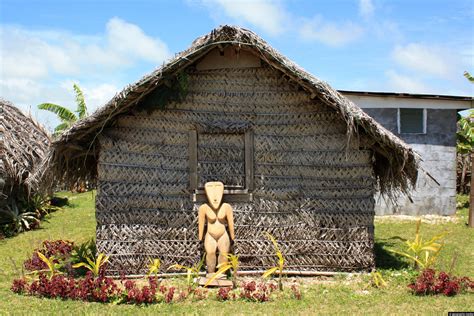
left=0, top=191, right=473, bottom=315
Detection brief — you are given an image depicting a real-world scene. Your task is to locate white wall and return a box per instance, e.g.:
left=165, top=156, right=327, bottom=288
left=341, top=93, right=468, bottom=216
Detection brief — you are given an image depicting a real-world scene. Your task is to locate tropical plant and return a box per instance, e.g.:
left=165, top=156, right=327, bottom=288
left=0, top=195, right=65, bottom=238
left=408, top=268, right=474, bottom=296
left=36, top=252, right=63, bottom=278
left=38, top=83, right=88, bottom=136
left=25, top=194, right=61, bottom=217
left=457, top=112, right=474, bottom=156
left=69, top=238, right=96, bottom=275
left=72, top=253, right=109, bottom=277
left=457, top=109, right=474, bottom=193
left=457, top=71, right=474, bottom=193
left=371, top=271, right=387, bottom=288
left=168, top=255, right=205, bottom=287
left=262, top=232, right=285, bottom=290
left=239, top=280, right=277, bottom=302
left=147, top=258, right=161, bottom=278
left=204, top=253, right=239, bottom=287
left=0, top=201, right=40, bottom=234
left=389, top=219, right=447, bottom=269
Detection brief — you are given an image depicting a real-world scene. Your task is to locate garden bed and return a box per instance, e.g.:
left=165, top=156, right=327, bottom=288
left=0, top=191, right=473, bottom=314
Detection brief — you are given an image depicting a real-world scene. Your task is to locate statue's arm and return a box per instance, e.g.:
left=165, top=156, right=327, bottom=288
left=226, top=204, right=235, bottom=240
left=198, top=205, right=206, bottom=241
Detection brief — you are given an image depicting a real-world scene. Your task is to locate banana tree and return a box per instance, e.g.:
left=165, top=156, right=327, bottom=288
left=38, top=84, right=88, bottom=136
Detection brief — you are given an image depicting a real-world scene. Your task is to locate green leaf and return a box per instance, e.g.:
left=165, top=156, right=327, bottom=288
left=204, top=265, right=232, bottom=287
left=38, top=103, right=77, bottom=122
left=464, top=71, right=474, bottom=83
left=421, top=245, right=441, bottom=252
left=86, top=256, right=95, bottom=267
left=262, top=267, right=278, bottom=278
left=53, top=122, right=71, bottom=136
left=388, top=249, right=424, bottom=267
left=37, top=252, right=54, bottom=272
left=148, top=258, right=161, bottom=276
left=265, top=232, right=281, bottom=253
left=73, top=84, right=88, bottom=119
left=97, top=253, right=109, bottom=265
left=72, top=262, right=88, bottom=268
left=168, top=264, right=190, bottom=271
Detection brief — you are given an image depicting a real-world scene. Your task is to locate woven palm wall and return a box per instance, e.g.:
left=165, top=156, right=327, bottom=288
left=96, top=65, right=376, bottom=275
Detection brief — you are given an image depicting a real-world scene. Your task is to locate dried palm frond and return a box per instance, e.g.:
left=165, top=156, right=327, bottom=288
left=0, top=99, right=51, bottom=203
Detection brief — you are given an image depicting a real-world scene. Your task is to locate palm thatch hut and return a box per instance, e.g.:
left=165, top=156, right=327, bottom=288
left=49, top=26, right=419, bottom=275
left=0, top=99, right=51, bottom=211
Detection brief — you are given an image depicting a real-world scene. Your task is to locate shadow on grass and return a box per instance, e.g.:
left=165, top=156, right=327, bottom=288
left=374, top=240, right=409, bottom=270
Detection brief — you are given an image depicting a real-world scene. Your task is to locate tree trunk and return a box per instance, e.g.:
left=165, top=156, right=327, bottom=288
left=460, top=155, right=468, bottom=193
left=469, top=151, right=474, bottom=228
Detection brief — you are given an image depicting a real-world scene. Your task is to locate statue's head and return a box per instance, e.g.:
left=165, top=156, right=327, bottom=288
left=204, top=181, right=224, bottom=210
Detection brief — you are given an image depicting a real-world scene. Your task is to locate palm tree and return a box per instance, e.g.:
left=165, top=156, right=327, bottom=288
left=38, top=84, right=88, bottom=136
left=463, top=71, right=474, bottom=227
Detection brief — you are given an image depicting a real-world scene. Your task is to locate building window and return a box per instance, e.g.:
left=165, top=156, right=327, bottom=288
left=398, top=108, right=426, bottom=134
left=189, top=130, right=253, bottom=202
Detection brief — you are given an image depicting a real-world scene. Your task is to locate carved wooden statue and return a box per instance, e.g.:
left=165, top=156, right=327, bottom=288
left=198, top=181, right=235, bottom=274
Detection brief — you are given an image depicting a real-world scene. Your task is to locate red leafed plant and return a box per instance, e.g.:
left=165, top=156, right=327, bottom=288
left=120, top=277, right=160, bottom=304
left=165, top=286, right=175, bottom=303
left=290, top=284, right=302, bottom=300
left=408, top=269, right=474, bottom=296
left=192, top=287, right=208, bottom=301
left=27, top=271, right=120, bottom=302
left=24, top=240, right=74, bottom=272
left=239, top=280, right=276, bottom=302
left=216, top=287, right=236, bottom=301
left=13, top=263, right=186, bottom=305
left=10, top=278, right=28, bottom=294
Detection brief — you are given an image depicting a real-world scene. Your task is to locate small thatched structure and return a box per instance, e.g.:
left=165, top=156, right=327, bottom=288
left=49, top=26, right=419, bottom=275
left=0, top=99, right=51, bottom=211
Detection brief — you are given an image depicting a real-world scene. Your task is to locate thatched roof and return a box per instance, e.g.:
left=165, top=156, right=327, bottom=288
left=49, top=25, right=419, bottom=196
left=0, top=99, right=51, bottom=196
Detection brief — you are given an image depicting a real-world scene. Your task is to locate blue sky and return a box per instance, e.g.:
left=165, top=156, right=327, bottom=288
left=1, top=0, right=473, bottom=129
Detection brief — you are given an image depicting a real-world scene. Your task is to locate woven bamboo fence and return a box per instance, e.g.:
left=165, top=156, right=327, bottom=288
left=95, top=66, right=376, bottom=275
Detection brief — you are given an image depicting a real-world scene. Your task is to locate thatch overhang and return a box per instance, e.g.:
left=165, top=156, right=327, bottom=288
left=0, top=99, right=51, bottom=201
left=50, top=25, right=419, bottom=196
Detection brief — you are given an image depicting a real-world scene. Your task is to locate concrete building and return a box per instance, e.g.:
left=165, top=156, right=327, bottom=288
left=341, top=91, right=472, bottom=216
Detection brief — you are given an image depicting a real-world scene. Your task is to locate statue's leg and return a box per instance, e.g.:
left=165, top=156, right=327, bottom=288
left=204, top=233, right=217, bottom=273
left=217, top=232, right=231, bottom=267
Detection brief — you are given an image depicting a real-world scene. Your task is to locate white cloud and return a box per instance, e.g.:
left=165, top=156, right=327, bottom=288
left=0, top=78, right=43, bottom=103
left=197, top=0, right=365, bottom=47
left=202, top=0, right=288, bottom=36
left=0, top=18, right=169, bottom=129
left=359, top=0, right=375, bottom=19
left=392, top=43, right=454, bottom=78
left=83, top=83, right=119, bottom=113
left=385, top=70, right=433, bottom=94
left=299, top=16, right=364, bottom=47
left=1, top=28, right=76, bottom=79
left=106, top=18, right=170, bottom=64
left=0, top=18, right=170, bottom=81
